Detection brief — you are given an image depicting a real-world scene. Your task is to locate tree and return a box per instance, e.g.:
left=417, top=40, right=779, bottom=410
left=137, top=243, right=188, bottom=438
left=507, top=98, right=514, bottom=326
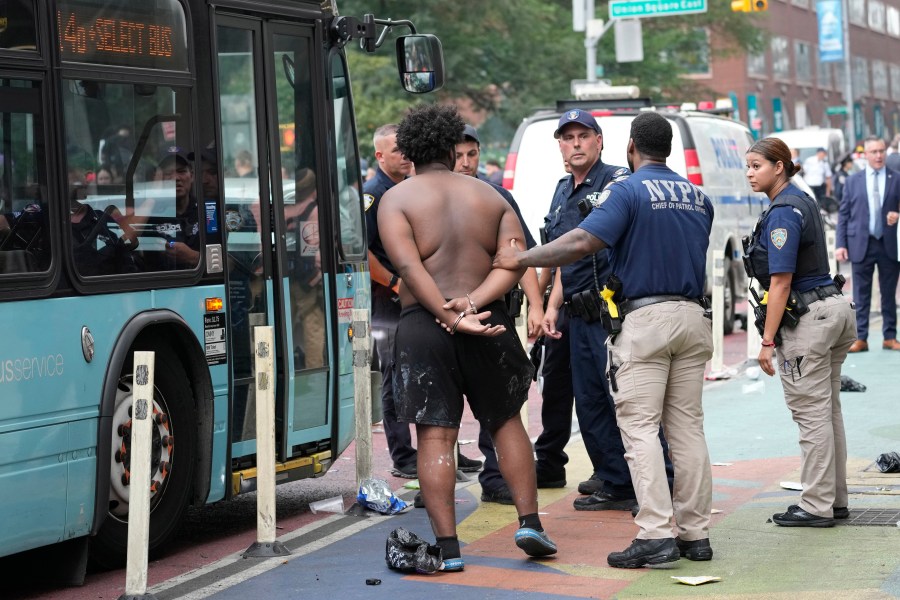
left=339, top=0, right=764, bottom=151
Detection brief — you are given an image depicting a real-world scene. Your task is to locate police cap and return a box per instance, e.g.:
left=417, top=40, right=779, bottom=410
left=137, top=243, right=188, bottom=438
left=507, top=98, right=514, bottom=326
left=553, top=109, right=602, bottom=139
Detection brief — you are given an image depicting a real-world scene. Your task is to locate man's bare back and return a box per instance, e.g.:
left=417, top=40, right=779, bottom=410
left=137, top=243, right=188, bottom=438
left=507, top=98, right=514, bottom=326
left=380, top=165, right=525, bottom=312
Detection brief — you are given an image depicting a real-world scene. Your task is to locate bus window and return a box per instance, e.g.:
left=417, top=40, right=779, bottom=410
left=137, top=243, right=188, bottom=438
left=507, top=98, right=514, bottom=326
left=330, top=53, right=365, bottom=259
left=0, top=0, right=37, bottom=51
left=0, top=79, right=49, bottom=274
left=273, top=32, right=326, bottom=372
left=62, top=80, right=198, bottom=275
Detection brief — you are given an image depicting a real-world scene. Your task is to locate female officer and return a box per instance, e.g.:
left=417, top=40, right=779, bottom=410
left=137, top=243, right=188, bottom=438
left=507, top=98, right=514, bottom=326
left=744, top=137, right=856, bottom=527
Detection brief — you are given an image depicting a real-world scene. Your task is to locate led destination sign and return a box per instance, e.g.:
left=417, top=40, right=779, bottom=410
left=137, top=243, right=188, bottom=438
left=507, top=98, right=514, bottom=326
left=57, top=1, right=187, bottom=70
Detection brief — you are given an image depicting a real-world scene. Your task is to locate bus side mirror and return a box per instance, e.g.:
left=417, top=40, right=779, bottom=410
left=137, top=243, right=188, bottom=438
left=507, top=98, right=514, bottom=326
left=395, top=34, right=444, bottom=94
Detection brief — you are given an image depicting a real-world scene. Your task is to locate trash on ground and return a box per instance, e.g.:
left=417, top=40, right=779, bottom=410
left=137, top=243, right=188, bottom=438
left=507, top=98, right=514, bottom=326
left=711, top=508, right=723, bottom=514
left=458, top=439, right=474, bottom=445
left=358, top=478, right=408, bottom=514
left=365, top=578, right=381, bottom=585
left=711, top=462, right=733, bottom=466
left=671, top=576, right=722, bottom=586
left=745, top=366, right=761, bottom=380
left=840, top=375, right=866, bottom=392
left=309, top=496, right=345, bottom=514
left=876, top=452, right=900, bottom=473
left=403, top=480, right=420, bottom=489
left=385, top=527, right=442, bottom=574
left=742, top=381, right=765, bottom=395
left=780, top=481, right=803, bottom=491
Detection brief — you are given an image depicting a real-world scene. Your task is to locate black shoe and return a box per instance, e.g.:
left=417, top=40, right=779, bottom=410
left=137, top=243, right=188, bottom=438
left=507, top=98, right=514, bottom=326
left=577, top=473, right=604, bottom=495
left=631, top=504, right=639, bottom=517
left=675, top=537, right=713, bottom=561
left=481, top=484, right=515, bottom=505
left=772, top=505, right=835, bottom=527
left=536, top=469, right=566, bottom=489
left=413, top=492, right=425, bottom=508
left=607, top=538, right=679, bottom=569
left=574, top=490, right=638, bottom=511
left=390, top=462, right=417, bottom=479
left=833, top=506, right=850, bottom=519
left=457, top=453, right=483, bottom=473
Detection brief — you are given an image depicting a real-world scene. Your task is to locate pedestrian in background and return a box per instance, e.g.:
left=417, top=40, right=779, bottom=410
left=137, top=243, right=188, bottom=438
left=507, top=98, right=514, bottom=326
left=381, top=104, right=556, bottom=570
left=744, top=137, right=856, bottom=527
left=454, top=124, right=543, bottom=504
left=802, top=147, right=833, bottom=204
left=835, top=135, right=900, bottom=352
left=495, top=111, right=715, bottom=568
left=484, top=158, right=503, bottom=185
left=832, top=156, right=854, bottom=205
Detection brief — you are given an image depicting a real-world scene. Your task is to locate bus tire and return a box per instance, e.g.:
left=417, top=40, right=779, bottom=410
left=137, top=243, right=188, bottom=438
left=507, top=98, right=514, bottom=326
left=723, top=257, right=736, bottom=336
left=89, top=348, right=196, bottom=569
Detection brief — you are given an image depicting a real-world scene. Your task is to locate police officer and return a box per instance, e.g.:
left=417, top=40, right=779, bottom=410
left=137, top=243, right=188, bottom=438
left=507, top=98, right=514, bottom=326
left=540, top=109, right=638, bottom=511
left=455, top=124, right=543, bottom=503
left=744, top=137, right=856, bottom=527
left=365, top=123, right=482, bottom=479
left=495, top=111, right=716, bottom=568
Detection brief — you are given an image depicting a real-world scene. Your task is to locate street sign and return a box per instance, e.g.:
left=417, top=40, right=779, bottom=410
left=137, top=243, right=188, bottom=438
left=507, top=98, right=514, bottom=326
left=609, top=0, right=707, bottom=19
left=826, top=105, right=848, bottom=115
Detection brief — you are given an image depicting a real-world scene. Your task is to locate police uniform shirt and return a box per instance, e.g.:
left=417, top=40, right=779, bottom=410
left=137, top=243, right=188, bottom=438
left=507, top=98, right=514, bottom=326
left=763, top=184, right=833, bottom=293
left=579, top=163, right=713, bottom=300
left=478, top=174, right=537, bottom=250
left=363, top=167, right=403, bottom=275
left=544, top=159, right=629, bottom=299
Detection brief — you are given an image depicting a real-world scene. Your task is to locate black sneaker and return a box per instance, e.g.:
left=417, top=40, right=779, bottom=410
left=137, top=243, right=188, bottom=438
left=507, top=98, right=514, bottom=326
left=833, top=506, right=850, bottom=519
left=607, top=538, right=679, bottom=569
left=772, top=505, right=835, bottom=527
left=574, top=490, right=638, bottom=512
left=536, top=468, right=566, bottom=489
left=675, top=537, right=713, bottom=561
left=577, top=473, right=604, bottom=495
left=457, top=453, right=483, bottom=473
left=390, top=462, right=417, bottom=479
left=481, top=484, right=515, bottom=505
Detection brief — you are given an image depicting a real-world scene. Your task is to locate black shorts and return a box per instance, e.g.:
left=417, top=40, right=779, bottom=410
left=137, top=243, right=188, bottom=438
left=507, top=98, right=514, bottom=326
left=392, top=300, right=533, bottom=431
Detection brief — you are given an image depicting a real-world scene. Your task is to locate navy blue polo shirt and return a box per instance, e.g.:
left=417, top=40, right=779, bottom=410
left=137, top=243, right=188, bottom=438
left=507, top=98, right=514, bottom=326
left=363, top=167, right=404, bottom=275
left=478, top=174, right=537, bottom=250
left=544, top=159, right=630, bottom=299
left=579, top=163, right=714, bottom=300
left=764, top=184, right=833, bottom=292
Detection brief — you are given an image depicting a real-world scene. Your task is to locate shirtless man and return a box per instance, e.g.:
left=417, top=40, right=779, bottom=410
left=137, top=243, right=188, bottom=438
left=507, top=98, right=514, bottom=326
left=379, top=104, right=557, bottom=570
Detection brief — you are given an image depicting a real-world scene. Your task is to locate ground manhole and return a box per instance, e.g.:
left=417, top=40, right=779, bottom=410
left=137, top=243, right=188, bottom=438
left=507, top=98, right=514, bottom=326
left=838, top=508, right=900, bottom=526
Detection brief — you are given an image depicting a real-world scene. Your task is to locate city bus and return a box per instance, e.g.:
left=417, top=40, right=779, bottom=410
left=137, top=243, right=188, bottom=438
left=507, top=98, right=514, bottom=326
left=0, top=0, right=442, bottom=576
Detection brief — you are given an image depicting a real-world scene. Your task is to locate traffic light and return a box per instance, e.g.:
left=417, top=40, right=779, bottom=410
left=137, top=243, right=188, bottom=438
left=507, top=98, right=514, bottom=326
left=732, top=0, right=766, bottom=11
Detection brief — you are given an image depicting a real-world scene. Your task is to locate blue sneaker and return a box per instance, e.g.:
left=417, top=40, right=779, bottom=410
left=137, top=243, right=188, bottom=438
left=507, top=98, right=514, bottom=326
left=440, top=557, right=465, bottom=572
left=514, top=527, right=557, bottom=557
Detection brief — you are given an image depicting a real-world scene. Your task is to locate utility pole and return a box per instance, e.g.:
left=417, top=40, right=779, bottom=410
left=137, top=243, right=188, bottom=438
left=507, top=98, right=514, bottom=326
left=842, top=0, right=854, bottom=144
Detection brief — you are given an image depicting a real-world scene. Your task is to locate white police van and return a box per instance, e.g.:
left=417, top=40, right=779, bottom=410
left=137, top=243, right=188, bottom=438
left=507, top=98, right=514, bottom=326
left=502, top=100, right=773, bottom=334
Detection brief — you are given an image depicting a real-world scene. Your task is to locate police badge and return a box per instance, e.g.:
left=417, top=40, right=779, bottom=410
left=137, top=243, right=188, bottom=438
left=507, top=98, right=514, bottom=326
left=364, top=193, right=375, bottom=211
left=770, top=228, right=787, bottom=249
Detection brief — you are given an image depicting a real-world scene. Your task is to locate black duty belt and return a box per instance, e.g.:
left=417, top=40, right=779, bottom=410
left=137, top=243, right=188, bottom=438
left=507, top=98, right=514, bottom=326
left=797, top=284, right=841, bottom=306
left=619, top=295, right=700, bottom=317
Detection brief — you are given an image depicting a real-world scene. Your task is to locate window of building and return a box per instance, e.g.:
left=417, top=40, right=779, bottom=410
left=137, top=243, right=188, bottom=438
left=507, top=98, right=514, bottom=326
left=868, top=0, right=886, bottom=32
left=835, top=61, right=847, bottom=93
left=850, top=0, right=867, bottom=26
left=873, top=60, right=889, bottom=98
left=771, top=37, right=791, bottom=80
left=815, top=45, right=833, bottom=89
left=853, top=56, right=870, bottom=96
left=887, top=6, right=900, bottom=36
left=795, top=41, right=812, bottom=83
left=891, top=64, right=900, bottom=100
left=747, top=50, right=767, bottom=77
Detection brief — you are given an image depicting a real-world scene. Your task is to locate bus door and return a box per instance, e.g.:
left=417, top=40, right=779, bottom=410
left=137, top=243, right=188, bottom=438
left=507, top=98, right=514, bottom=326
left=215, top=16, right=333, bottom=462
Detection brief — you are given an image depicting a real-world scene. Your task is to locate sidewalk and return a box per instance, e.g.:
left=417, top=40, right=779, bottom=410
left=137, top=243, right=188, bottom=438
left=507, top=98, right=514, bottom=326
left=157, top=326, right=900, bottom=600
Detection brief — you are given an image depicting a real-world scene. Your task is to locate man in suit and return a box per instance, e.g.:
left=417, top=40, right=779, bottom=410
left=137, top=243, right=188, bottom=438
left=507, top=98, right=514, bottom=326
left=836, top=135, right=900, bottom=352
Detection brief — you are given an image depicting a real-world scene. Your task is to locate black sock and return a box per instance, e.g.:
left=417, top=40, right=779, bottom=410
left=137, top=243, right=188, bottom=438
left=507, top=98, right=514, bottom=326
left=518, top=513, right=543, bottom=531
left=435, top=536, right=460, bottom=559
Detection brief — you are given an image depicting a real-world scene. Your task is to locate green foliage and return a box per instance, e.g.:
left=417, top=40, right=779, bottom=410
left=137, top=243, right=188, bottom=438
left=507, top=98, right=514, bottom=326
left=338, top=0, right=763, bottom=151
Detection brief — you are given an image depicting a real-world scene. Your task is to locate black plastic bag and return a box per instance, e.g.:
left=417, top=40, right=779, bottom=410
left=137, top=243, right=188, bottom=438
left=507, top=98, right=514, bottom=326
left=876, top=452, right=900, bottom=473
left=840, top=375, right=866, bottom=392
left=385, top=528, right=442, bottom=574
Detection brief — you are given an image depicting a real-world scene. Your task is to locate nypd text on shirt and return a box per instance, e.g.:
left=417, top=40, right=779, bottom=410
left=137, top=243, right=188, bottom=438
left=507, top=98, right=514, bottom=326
left=641, top=179, right=708, bottom=214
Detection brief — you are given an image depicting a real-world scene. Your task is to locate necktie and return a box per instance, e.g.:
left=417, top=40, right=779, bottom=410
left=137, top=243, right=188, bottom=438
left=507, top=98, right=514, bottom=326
left=873, top=170, right=883, bottom=239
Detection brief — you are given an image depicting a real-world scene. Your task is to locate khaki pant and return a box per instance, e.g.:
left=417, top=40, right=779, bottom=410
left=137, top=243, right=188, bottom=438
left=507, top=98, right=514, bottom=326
left=776, top=295, right=856, bottom=517
left=608, top=300, right=713, bottom=541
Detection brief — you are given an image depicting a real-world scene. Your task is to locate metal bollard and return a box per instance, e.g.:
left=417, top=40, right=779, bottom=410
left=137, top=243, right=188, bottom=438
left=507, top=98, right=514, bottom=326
left=706, top=252, right=727, bottom=379
left=746, top=284, right=762, bottom=362
left=352, top=308, right=373, bottom=484
left=243, top=326, right=290, bottom=557
left=118, top=351, right=158, bottom=600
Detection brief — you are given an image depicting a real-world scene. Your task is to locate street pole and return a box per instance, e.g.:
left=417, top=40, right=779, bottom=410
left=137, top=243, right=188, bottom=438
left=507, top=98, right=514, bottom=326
left=585, top=0, right=596, bottom=81
left=842, top=0, right=853, bottom=144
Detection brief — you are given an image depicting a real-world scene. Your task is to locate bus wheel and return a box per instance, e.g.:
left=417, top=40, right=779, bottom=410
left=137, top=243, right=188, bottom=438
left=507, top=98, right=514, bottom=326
left=723, top=258, right=736, bottom=335
left=90, top=349, right=196, bottom=569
